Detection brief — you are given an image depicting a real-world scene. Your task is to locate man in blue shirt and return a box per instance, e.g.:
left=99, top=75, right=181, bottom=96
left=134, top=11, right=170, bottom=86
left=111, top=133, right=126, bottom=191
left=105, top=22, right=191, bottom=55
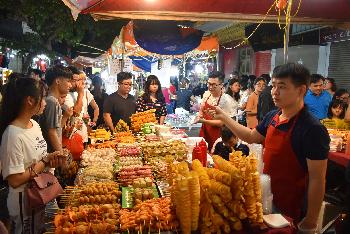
left=304, top=74, right=332, bottom=120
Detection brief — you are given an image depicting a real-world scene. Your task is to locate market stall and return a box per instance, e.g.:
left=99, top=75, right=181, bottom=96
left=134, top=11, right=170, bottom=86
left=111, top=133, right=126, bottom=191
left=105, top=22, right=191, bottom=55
left=48, top=110, right=299, bottom=234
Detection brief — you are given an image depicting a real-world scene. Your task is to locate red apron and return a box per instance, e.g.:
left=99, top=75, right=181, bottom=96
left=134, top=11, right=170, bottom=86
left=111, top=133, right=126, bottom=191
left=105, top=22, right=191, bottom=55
left=199, top=93, right=222, bottom=151
left=263, top=111, right=307, bottom=222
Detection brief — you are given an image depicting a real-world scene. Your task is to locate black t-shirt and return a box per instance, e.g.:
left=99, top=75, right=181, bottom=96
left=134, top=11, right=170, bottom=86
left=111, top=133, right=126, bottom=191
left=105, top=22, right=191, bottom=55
left=257, top=86, right=276, bottom=122
left=89, top=91, right=108, bottom=126
left=213, top=142, right=250, bottom=161
left=103, top=92, right=136, bottom=126
left=176, top=89, right=193, bottom=111
left=256, top=107, right=330, bottom=171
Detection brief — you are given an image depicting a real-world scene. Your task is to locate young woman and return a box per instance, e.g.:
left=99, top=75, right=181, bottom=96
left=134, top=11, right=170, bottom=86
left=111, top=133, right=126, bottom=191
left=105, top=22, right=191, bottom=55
left=226, top=78, right=241, bottom=117
left=333, top=89, right=349, bottom=105
left=321, top=99, right=349, bottom=130
left=245, top=77, right=266, bottom=128
left=0, top=78, right=63, bottom=234
left=136, top=75, right=167, bottom=125
left=324, top=78, right=337, bottom=96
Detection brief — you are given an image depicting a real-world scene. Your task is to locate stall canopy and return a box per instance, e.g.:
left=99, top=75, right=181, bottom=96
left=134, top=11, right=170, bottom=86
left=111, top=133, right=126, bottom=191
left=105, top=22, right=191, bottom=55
left=62, top=0, right=350, bottom=27
left=113, top=21, right=219, bottom=57
left=113, top=21, right=219, bottom=71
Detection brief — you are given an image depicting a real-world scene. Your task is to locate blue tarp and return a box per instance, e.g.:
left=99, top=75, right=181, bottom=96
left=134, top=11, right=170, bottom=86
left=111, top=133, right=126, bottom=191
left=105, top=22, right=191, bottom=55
left=129, top=56, right=157, bottom=72
left=133, top=20, right=204, bottom=55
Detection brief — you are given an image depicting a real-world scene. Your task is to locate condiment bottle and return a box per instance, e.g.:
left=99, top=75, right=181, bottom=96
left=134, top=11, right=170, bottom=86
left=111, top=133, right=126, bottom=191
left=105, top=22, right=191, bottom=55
left=192, top=143, right=202, bottom=162
left=199, top=139, right=208, bottom=167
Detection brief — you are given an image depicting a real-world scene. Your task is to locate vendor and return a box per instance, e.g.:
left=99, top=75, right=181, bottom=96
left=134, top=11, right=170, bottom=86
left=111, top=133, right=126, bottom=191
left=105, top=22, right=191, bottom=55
left=136, top=75, right=167, bottom=125
left=194, top=71, right=236, bottom=150
left=207, top=63, right=330, bottom=231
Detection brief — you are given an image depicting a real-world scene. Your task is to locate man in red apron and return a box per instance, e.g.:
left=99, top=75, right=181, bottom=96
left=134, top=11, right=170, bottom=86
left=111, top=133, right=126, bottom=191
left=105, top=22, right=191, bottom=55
left=194, top=71, right=228, bottom=150
left=208, top=63, right=330, bottom=232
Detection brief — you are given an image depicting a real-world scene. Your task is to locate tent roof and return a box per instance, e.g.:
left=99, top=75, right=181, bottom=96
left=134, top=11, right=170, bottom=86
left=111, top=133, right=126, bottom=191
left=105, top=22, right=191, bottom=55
left=63, top=0, right=350, bottom=27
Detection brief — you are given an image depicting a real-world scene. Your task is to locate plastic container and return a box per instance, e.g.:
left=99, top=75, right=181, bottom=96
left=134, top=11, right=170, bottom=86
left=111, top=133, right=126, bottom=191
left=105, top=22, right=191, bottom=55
left=260, top=174, right=273, bottom=214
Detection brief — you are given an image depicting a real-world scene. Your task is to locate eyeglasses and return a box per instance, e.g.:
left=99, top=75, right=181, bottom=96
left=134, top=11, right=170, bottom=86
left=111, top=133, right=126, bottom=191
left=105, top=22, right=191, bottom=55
left=207, top=82, right=222, bottom=88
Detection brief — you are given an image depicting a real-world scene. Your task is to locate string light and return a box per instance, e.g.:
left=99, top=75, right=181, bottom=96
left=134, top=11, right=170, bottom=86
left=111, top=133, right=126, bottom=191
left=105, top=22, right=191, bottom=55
left=229, top=0, right=302, bottom=52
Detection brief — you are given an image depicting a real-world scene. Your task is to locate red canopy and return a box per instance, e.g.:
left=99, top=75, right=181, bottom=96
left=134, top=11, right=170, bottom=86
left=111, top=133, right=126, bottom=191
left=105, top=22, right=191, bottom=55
left=63, top=0, right=350, bottom=26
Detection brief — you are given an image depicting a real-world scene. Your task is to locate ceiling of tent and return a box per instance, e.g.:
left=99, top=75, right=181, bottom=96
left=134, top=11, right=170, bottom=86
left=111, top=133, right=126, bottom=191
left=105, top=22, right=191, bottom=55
left=62, top=0, right=350, bottom=27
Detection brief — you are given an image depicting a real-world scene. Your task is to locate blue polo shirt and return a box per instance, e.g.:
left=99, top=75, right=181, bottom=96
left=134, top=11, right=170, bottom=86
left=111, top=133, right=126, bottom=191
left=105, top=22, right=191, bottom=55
left=256, top=107, right=330, bottom=171
left=304, top=90, right=332, bottom=120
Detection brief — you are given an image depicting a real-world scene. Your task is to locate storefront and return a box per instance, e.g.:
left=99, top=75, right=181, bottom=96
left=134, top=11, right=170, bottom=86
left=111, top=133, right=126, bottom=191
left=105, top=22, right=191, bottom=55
left=321, top=28, right=350, bottom=90
left=274, top=45, right=321, bottom=74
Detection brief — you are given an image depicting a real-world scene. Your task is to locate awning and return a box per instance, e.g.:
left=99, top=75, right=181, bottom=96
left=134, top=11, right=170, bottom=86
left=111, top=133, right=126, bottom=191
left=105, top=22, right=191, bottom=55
left=62, top=0, right=350, bottom=27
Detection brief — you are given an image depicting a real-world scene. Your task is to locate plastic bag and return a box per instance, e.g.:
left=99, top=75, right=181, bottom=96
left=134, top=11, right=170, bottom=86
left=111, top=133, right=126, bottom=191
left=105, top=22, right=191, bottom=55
left=62, top=133, right=84, bottom=160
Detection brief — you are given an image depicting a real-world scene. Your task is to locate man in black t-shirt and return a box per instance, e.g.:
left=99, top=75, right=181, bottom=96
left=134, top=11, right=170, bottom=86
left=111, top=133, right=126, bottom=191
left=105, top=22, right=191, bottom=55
left=103, top=72, right=136, bottom=132
left=208, top=63, right=329, bottom=232
left=177, top=78, right=193, bottom=111
left=257, top=85, right=276, bottom=122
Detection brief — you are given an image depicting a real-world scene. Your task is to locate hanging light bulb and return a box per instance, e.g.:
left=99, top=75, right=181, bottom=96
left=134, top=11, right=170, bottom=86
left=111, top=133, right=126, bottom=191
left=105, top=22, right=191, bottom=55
left=277, top=0, right=288, bottom=10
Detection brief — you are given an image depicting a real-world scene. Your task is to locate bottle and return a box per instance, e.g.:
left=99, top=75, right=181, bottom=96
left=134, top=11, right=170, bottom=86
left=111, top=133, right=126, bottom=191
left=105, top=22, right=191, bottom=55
left=192, top=143, right=202, bottom=162
left=199, top=139, right=208, bottom=167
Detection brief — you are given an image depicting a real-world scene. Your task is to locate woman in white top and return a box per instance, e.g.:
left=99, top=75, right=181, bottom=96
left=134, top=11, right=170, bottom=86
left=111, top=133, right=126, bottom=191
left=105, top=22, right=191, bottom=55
left=226, top=78, right=241, bottom=117
left=0, top=78, right=63, bottom=234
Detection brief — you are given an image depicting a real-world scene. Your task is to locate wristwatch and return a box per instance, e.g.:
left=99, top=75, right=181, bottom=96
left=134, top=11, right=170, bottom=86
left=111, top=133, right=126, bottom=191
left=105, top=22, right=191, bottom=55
left=40, top=157, right=50, bottom=167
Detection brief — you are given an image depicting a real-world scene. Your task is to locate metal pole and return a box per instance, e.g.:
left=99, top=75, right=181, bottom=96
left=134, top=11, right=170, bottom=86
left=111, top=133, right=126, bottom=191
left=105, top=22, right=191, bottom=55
left=284, top=24, right=290, bottom=63
left=284, top=0, right=293, bottom=63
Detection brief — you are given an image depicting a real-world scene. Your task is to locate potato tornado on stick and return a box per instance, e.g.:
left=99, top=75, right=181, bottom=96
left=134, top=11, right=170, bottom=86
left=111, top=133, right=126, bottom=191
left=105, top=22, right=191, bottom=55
left=174, top=176, right=192, bottom=234
left=206, top=167, right=232, bottom=186
left=192, top=159, right=211, bottom=190
left=188, top=171, right=200, bottom=231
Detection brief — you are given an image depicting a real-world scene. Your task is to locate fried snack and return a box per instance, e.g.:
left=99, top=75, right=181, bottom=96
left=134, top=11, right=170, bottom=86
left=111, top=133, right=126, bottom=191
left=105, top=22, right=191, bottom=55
left=229, top=150, right=244, bottom=160
left=54, top=204, right=120, bottom=234
left=192, top=159, right=210, bottom=190
left=226, top=201, right=247, bottom=220
left=210, top=180, right=232, bottom=201
left=209, top=194, right=229, bottom=218
left=141, top=140, right=188, bottom=161
left=93, top=141, right=117, bottom=149
left=115, top=131, right=135, bottom=144
left=177, top=161, right=190, bottom=177
left=119, top=198, right=179, bottom=233
left=114, top=119, right=129, bottom=132
left=90, top=128, right=111, bottom=140
left=130, top=110, right=157, bottom=132
left=206, top=168, right=231, bottom=186
left=174, top=176, right=192, bottom=234
left=188, top=171, right=200, bottom=231
left=248, top=156, right=264, bottom=223
left=212, top=155, right=240, bottom=179
left=63, top=182, right=121, bottom=207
